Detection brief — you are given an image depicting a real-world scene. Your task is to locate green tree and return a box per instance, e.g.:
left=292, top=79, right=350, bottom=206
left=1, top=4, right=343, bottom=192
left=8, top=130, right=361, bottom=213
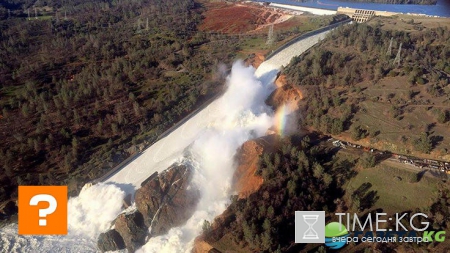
left=313, top=163, right=324, bottom=179
left=21, top=103, right=29, bottom=117
left=437, top=110, right=449, bottom=124
left=332, top=94, right=341, bottom=107
left=263, top=218, right=271, bottom=232
left=323, top=173, right=333, bottom=187
left=360, top=152, right=376, bottom=168
left=287, top=180, right=297, bottom=196
left=202, top=220, right=211, bottom=234
left=390, top=105, right=401, bottom=119
left=352, top=195, right=361, bottom=211
left=413, top=133, right=432, bottom=154
left=2, top=108, right=8, bottom=119
left=320, top=115, right=330, bottom=133
left=316, top=246, right=327, bottom=253
left=369, top=127, right=379, bottom=137
left=364, top=248, right=373, bottom=253
left=410, top=173, right=420, bottom=183
left=39, top=173, right=45, bottom=185
left=242, top=220, right=254, bottom=246
left=331, top=118, right=344, bottom=135
left=111, top=123, right=119, bottom=135
left=267, top=206, right=275, bottom=219
left=350, top=124, right=365, bottom=141
left=71, top=137, right=79, bottom=157
left=261, top=231, right=271, bottom=251
left=97, top=119, right=103, bottom=134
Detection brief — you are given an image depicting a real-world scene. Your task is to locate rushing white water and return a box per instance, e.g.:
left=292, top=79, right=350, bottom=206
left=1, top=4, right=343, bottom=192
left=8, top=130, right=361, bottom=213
left=0, top=183, right=125, bottom=253
left=0, top=28, right=335, bottom=253
left=137, top=61, right=274, bottom=253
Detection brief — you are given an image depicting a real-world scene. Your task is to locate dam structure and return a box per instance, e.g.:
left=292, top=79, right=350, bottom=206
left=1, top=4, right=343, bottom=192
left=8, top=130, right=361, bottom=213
left=337, top=7, right=398, bottom=22
left=266, top=2, right=398, bottom=23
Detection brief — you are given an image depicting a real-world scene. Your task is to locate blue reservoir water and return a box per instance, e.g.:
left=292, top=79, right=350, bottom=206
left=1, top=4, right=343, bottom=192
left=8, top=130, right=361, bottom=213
left=254, top=0, right=450, bottom=17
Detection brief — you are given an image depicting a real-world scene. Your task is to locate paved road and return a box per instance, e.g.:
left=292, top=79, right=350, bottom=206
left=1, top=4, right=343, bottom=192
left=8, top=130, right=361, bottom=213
left=318, top=136, right=447, bottom=179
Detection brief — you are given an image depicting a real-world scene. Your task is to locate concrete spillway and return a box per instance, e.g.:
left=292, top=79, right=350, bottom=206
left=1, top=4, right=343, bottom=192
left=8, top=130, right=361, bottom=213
left=105, top=97, right=223, bottom=187
left=106, top=28, right=334, bottom=188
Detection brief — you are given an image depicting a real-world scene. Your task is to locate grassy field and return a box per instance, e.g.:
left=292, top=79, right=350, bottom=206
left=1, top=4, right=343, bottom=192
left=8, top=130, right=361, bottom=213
left=345, top=164, right=442, bottom=214
left=292, top=14, right=450, bottom=162
left=349, top=74, right=450, bottom=160
left=368, top=15, right=450, bottom=33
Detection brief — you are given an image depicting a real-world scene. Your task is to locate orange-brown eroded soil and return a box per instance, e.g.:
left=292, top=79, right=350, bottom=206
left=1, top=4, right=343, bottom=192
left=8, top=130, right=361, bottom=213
left=233, top=135, right=278, bottom=199
left=191, top=237, right=214, bottom=253
left=244, top=52, right=265, bottom=69
left=232, top=76, right=303, bottom=200
left=199, top=2, right=293, bottom=34
left=233, top=140, right=264, bottom=199
left=267, top=74, right=304, bottom=111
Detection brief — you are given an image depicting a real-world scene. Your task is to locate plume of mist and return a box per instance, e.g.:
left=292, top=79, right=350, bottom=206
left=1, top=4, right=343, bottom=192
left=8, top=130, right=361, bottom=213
left=137, top=60, right=274, bottom=252
left=68, top=183, right=125, bottom=239
left=0, top=183, right=125, bottom=253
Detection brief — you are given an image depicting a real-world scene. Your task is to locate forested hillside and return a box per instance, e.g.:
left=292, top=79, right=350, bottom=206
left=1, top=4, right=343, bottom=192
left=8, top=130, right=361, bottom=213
left=284, top=20, right=450, bottom=158
left=199, top=16, right=450, bottom=253
left=202, top=134, right=450, bottom=252
left=202, top=137, right=351, bottom=252
left=0, top=0, right=250, bottom=205
left=202, top=21, right=450, bottom=250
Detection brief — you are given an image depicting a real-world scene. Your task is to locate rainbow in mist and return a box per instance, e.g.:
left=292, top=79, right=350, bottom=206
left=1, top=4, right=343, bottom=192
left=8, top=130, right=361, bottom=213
left=275, top=104, right=289, bottom=137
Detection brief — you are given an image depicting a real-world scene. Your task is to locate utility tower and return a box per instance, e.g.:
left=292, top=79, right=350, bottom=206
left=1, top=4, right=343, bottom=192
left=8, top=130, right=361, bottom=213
left=266, top=24, right=274, bottom=46
left=386, top=37, right=393, bottom=56
left=64, top=11, right=67, bottom=20
left=393, top=42, right=402, bottom=66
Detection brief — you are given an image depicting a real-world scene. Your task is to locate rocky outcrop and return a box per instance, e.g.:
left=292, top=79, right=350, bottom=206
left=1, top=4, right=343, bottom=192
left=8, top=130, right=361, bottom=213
left=135, top=164, right=199, bottom=236
left=115, top=211, right=147, bottom=252
left=98, top=229, right=126, bottom=252
left=97, top=164, right=199, bottom=252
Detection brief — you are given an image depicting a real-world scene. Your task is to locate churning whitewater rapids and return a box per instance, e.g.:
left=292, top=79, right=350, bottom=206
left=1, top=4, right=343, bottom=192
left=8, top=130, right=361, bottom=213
left=0, top=28, right=334, bottom=253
